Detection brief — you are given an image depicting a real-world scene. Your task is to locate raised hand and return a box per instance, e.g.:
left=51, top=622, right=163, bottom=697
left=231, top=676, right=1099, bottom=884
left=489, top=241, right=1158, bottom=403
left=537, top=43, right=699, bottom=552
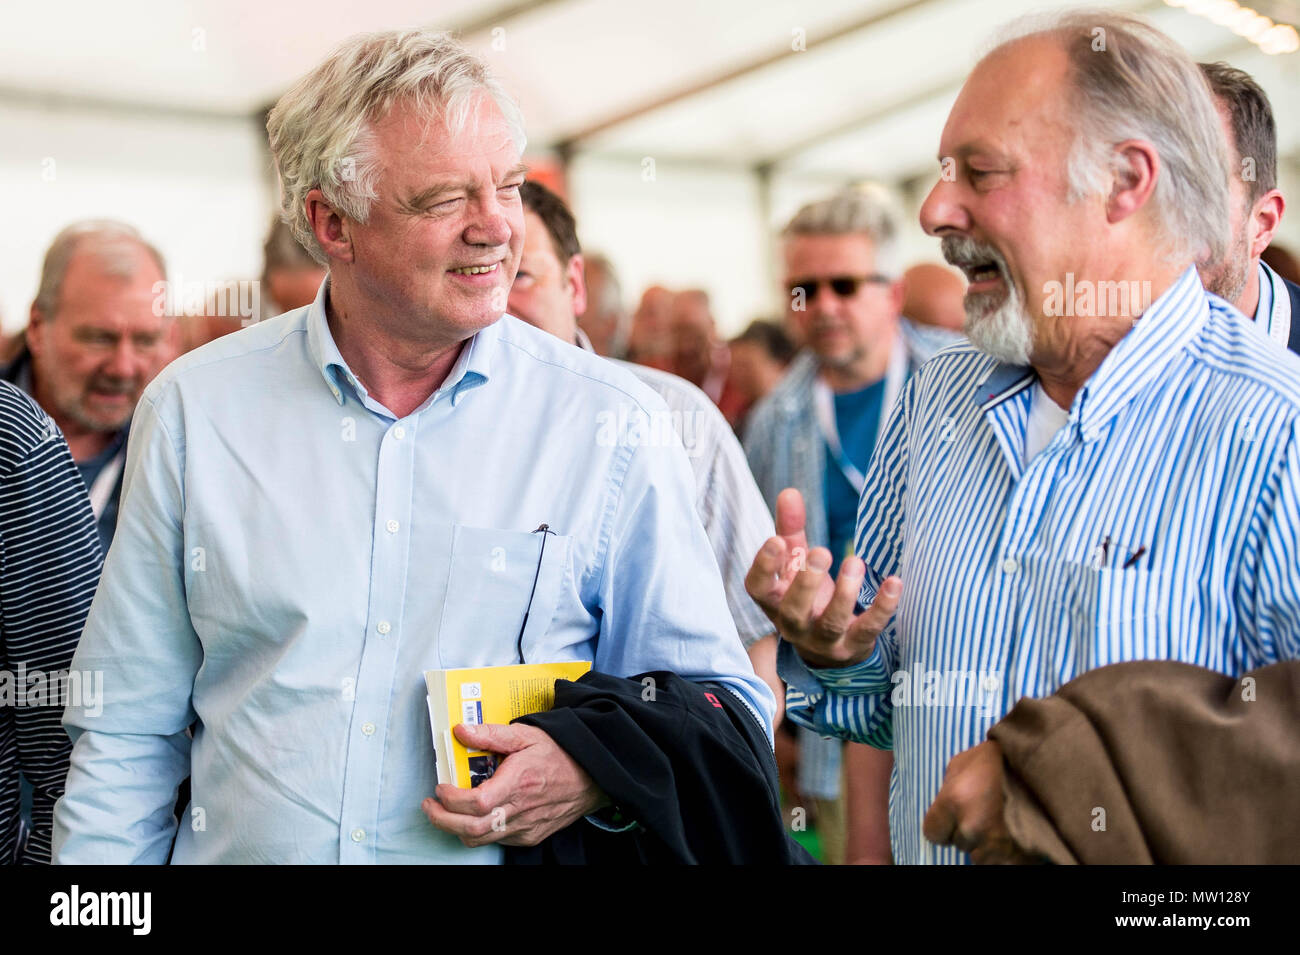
left=744, top=488, right=901, bottom=669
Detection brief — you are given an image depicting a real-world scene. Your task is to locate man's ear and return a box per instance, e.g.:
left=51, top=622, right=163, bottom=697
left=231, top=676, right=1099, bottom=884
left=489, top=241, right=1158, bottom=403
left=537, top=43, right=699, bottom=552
left=1248, top=189, right=1285, bottom=260
left=568, top=253, right=588, bottom=319
left=304, top=188, right=353, bottom=263
left=1106, top=140, right=1160, bottom=226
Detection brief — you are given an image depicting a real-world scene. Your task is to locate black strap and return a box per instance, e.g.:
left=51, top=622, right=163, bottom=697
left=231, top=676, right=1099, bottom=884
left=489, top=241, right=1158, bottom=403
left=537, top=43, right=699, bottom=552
left=1286, top=278, right=1300, bottom=357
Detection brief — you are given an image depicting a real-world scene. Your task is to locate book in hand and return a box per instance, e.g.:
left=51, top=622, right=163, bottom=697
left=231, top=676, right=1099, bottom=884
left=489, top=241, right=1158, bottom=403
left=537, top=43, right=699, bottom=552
left=424, top=660, right=592, bottom=788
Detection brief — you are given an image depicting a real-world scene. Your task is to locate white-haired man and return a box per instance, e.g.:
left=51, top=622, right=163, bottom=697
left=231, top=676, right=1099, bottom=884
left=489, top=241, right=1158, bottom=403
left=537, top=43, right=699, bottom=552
left=1, top=221, right=172, bottom=552
left=53, top=29, right=772, bottom=864
left=746, top=10, right=1300, bottom=864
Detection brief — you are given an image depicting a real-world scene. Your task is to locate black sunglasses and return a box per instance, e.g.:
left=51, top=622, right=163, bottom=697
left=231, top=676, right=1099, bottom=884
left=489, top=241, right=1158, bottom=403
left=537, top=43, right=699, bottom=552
left=788, top=274, right=892, bottom=301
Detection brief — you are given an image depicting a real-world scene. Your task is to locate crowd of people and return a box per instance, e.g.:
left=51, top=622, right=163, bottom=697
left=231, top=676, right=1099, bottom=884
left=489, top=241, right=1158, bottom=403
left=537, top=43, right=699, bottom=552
left=2, top=7, right=1299, bottom=866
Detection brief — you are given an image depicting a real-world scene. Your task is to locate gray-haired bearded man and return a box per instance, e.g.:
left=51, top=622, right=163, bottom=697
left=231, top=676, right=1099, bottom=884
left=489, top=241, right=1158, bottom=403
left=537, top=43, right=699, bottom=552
left=747, top=10, right=1300, bottom=864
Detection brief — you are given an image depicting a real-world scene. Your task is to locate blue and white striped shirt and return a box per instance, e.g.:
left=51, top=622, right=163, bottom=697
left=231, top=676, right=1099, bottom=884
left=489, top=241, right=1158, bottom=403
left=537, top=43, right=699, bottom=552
left=0, top=381, right=101, bottom=864
left=780, top=266, right=1300, bottom=864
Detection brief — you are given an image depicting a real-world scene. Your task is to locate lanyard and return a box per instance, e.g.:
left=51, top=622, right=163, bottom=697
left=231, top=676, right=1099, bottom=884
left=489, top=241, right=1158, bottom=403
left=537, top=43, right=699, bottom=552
left=812, top=333, right=908, bottom=495
left=87, top=447, right=126, bottom=520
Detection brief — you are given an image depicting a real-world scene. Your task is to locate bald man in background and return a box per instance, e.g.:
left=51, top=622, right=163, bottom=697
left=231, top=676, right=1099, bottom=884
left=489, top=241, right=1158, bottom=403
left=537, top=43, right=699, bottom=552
left=900, top=263, right=967, bottom=364
left=627, top=285, right=675, bottom=372
left=578, top=252, right=631, bottom=359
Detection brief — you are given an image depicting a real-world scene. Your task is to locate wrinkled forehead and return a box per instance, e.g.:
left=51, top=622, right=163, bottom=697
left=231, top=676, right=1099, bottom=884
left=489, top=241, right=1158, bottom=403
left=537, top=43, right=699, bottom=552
left=939, top=36, right=1074, bottom=159
left=57, top=247, right=165, bottom=306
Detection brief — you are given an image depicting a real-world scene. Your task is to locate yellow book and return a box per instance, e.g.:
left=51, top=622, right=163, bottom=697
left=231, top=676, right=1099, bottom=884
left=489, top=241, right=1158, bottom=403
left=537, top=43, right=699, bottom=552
left=424, top=661, right=592, bottom=788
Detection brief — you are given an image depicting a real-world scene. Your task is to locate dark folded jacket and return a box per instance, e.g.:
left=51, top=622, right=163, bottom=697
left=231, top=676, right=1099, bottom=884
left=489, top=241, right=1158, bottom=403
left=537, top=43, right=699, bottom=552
left=506, top=670, right=813, bottom=864
left=989, top=659, right=1300, bottom=864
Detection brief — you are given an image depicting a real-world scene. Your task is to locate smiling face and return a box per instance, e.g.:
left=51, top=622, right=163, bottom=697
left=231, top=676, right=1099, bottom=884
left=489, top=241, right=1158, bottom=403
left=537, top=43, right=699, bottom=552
left=919, top=37, right=1104, bottom=363
left=338, top=94, right=527, bottom=345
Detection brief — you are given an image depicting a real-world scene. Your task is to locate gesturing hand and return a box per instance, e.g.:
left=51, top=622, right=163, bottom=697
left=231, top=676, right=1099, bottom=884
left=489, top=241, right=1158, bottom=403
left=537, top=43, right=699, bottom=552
left=744, top=487, right=901, bottom=669
left=422, top=722, right=608, bottom=848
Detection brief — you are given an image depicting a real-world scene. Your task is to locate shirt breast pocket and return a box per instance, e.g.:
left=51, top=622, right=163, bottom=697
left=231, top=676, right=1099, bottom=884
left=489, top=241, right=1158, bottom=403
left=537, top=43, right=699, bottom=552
left=436, top=524, right=571, bottom=669
left=1068, top=562, right=1172, bottom=669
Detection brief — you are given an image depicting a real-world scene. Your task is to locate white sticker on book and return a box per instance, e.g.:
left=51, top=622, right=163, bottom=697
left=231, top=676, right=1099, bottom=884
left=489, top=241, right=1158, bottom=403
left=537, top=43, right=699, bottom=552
left=460, top=682, right=482, bottom=699
left=463, top=700, right=483, bottom=725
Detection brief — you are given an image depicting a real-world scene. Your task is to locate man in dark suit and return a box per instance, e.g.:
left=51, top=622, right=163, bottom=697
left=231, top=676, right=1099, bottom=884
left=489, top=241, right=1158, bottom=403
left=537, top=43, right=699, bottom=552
left=1199, top=62, right=1300, bottom=356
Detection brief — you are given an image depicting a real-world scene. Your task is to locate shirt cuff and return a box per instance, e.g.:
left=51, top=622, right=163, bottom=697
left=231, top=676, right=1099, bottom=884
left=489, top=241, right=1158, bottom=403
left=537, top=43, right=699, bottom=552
left=777, top=636, right=890, bottom=696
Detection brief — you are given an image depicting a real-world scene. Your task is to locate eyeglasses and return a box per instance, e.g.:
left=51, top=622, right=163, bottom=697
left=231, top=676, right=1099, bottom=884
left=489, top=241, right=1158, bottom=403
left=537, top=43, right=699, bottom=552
left=788, top=274, right=892, bottom=301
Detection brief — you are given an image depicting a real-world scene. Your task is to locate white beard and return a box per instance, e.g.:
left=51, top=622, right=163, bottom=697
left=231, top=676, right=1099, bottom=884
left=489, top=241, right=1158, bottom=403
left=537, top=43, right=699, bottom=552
left=965, top=278, right=1033, bottom=366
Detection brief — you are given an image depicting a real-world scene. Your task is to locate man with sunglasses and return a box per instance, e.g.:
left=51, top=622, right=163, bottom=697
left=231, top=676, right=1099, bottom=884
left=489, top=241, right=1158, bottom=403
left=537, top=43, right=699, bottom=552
left=742, top=185, right=914, bottom=864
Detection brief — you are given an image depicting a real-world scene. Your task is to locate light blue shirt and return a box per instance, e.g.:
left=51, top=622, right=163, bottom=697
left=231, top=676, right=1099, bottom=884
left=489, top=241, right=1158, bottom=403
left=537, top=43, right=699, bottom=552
left=52, top=281, right=773, bottom=864
left=781, top=266, right=1300, bottom=863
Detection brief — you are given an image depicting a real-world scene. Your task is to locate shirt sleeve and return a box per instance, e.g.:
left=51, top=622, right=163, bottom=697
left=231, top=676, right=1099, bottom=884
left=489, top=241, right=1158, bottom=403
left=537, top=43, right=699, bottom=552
left=1240, top=415, right=1300, bottom=663
left=778, top=377, right=914, bottom=749
left=741, top=404, right=776, bottom=509
left=591, top=404, right=776, bottom=740
left=52, top=391, right=202, bottom=864
left=694, top=408, right=776, bottom=649
left=0, top=416, right=101, bottom=864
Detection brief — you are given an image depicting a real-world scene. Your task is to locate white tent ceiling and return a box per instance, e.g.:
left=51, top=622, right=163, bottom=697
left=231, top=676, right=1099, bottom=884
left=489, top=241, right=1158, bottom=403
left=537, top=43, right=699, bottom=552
left=3, top=0, right=1300, bottom=334
left=4, top=0, right=1299, bottom=184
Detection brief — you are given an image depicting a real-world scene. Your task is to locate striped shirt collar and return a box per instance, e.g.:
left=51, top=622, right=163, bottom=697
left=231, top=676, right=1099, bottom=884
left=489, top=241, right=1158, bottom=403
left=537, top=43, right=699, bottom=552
left=305, top=275, right=495, bottom=409
left=974, top=265, right=1208, bottom=440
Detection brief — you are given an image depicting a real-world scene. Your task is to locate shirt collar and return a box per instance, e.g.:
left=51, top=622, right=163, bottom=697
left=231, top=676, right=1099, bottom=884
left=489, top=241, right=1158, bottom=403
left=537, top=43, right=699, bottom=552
left=973, top=265, right=1208, bottom=439
left=574, top=326, right=595, bottom=353
left=305, top=276, right=497, bottom=410
left=1254, top=260, right=1274, bottom=327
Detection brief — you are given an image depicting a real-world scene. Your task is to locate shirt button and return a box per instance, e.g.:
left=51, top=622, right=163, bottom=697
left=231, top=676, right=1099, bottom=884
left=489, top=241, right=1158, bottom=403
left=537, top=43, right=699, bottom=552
left=350, top=828, right=365, bottom=843
left=393, top=426, right=406, bottom=440
left=376, top=620, right=391, bottom=635
left=386, top=519, right=399, bottom=534
left=362, top=721, right=376, bottom=736
left=1000, top=557, right=1018, bottom=574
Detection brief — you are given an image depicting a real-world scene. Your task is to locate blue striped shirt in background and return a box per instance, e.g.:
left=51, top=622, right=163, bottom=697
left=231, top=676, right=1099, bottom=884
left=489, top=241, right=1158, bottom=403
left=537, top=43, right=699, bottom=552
left=780, top=266, right=1300, bottom=864
left=0, top=381, right=101, bottom=864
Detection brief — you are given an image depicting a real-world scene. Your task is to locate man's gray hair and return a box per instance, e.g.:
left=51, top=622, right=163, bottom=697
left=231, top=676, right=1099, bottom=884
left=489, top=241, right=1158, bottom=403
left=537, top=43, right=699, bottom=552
left=33, top=219, right=167, bottom=318
left=781, top=184, right=904, bottom=278
left=267, top=29, right=527, bottom=266
left=992, top=9, right=1229, bottom=264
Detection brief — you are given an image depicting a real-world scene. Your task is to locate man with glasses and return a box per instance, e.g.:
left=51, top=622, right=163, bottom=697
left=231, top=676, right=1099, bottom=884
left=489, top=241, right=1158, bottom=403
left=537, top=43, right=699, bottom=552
left=742, top=185, right=914, bottom=864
